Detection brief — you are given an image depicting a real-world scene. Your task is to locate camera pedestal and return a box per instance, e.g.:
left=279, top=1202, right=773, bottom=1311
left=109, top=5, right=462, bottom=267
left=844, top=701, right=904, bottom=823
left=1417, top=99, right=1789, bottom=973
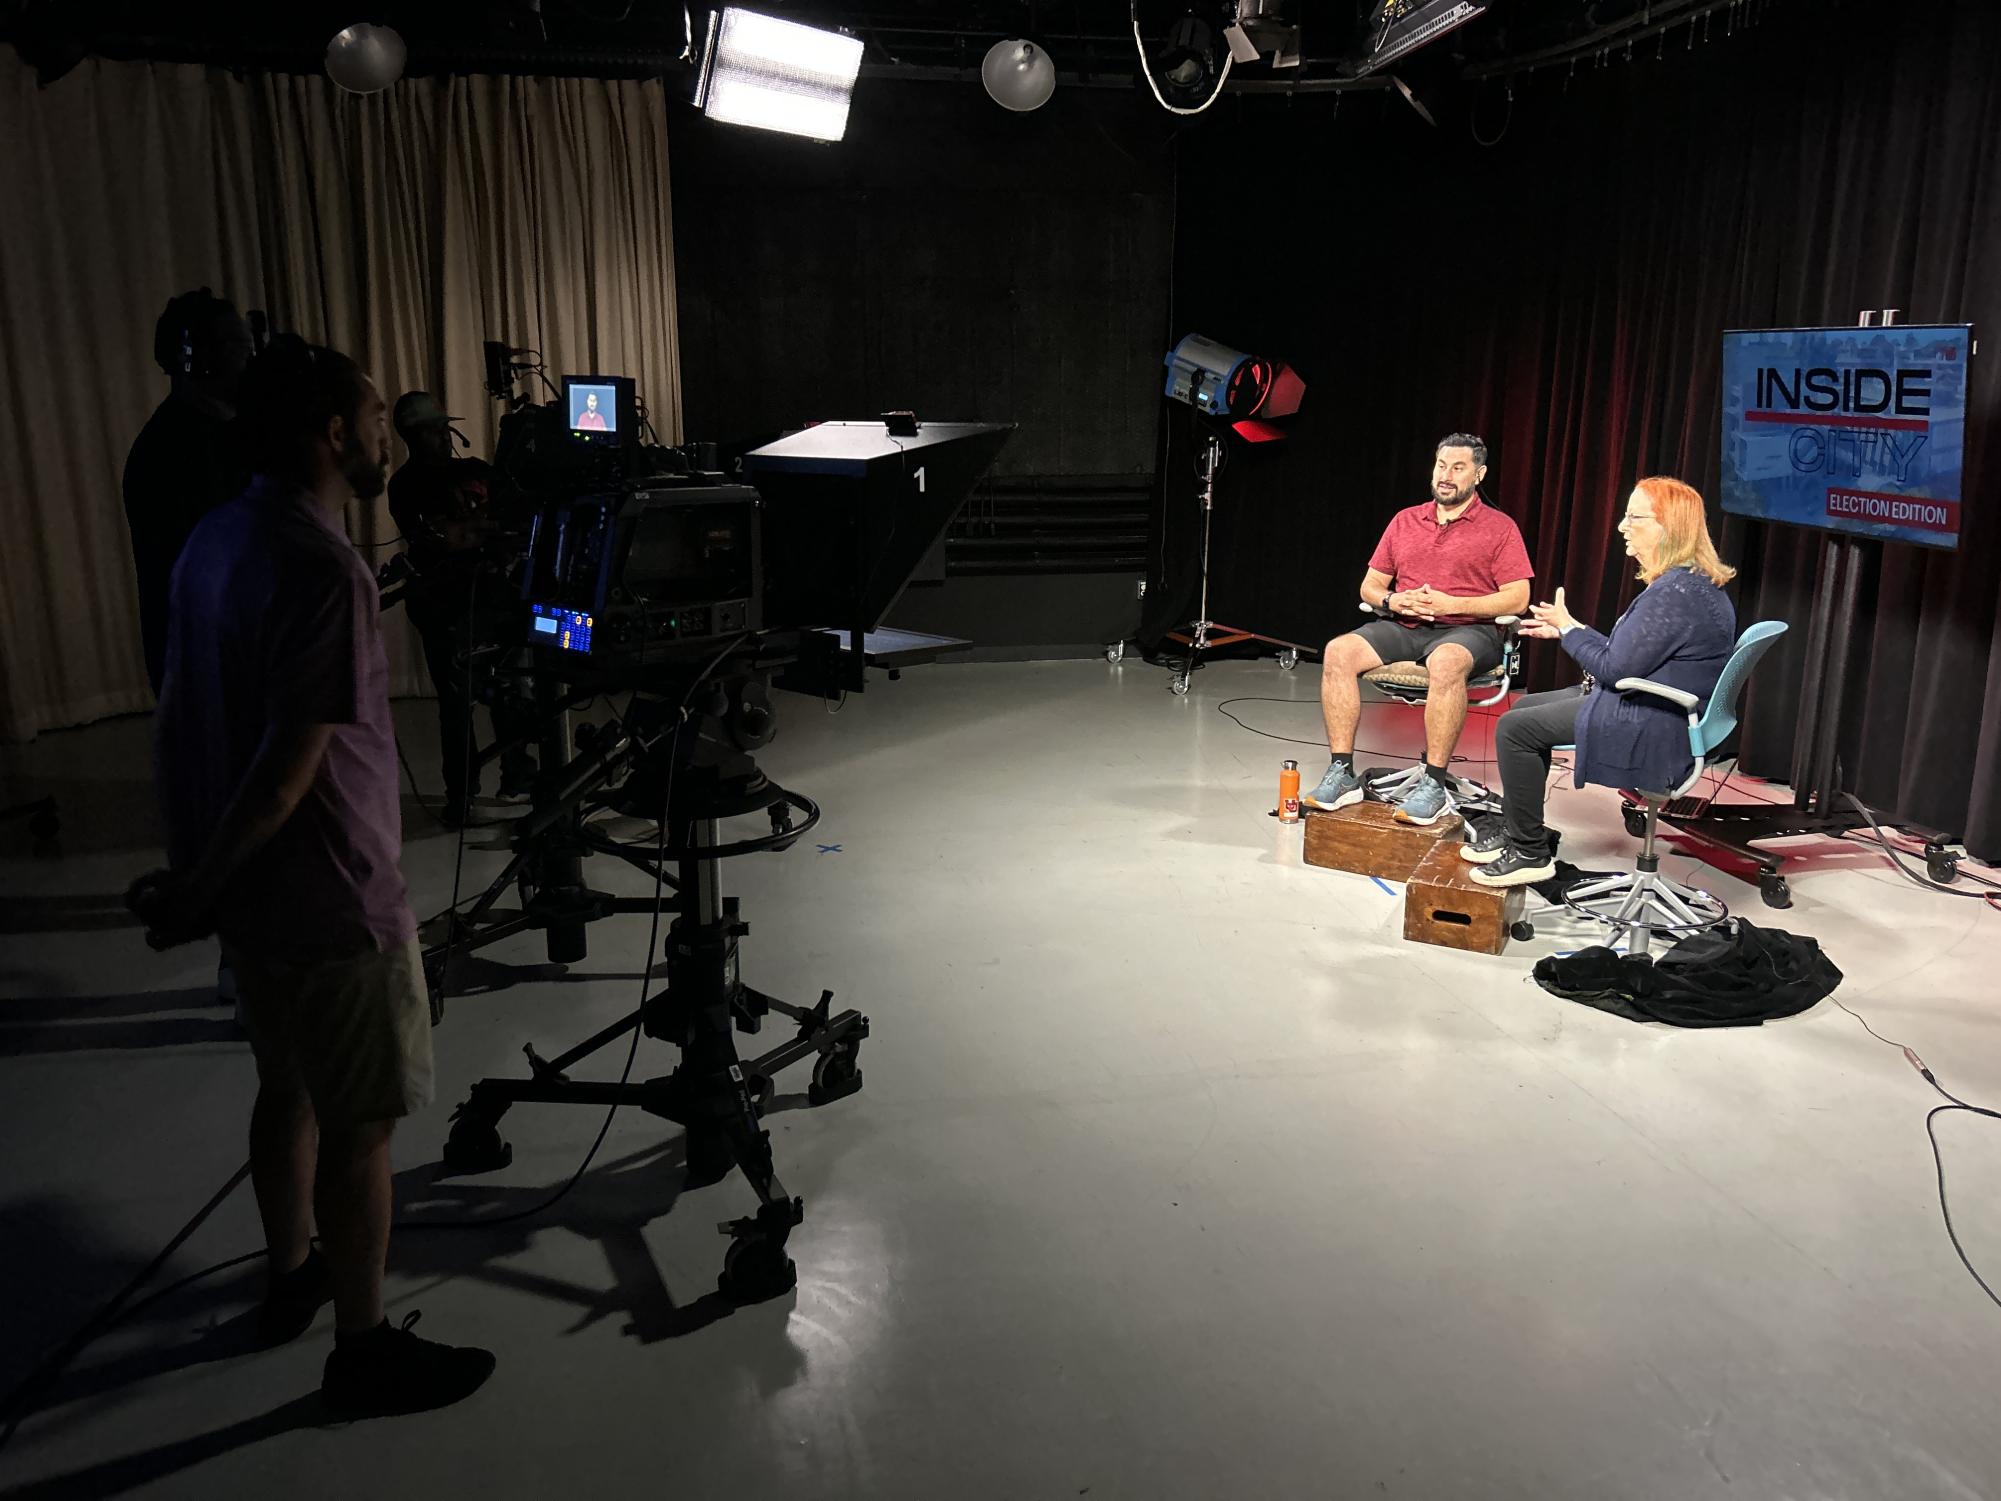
left=439, top=812, right=869, bottom=1304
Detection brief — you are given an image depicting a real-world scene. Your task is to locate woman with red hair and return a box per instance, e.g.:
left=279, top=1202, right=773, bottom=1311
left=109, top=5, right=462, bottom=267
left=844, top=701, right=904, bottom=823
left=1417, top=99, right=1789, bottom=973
left=1465, top=476, right=1738, bottom=887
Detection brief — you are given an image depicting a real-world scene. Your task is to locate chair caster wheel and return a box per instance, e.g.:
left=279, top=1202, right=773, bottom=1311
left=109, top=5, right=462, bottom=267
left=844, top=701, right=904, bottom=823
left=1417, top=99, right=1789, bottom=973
left=1758, top=870, right=1791, bottom=909
left=1277, top=648, right=1299, bottom=671
left=1105, top=642, right=1125, bottom=665
left=1510, top=921, right=1535, bottom=943
left=1169, top=673, right=1190, bottom=696
left=1622, top=805, right=1648, bottom=838
left=719, top=1235, right=797, bottom=1305
left=808, top=1040, right=864, bottom=1106
left=442, top=1114, right=512, bottom=1175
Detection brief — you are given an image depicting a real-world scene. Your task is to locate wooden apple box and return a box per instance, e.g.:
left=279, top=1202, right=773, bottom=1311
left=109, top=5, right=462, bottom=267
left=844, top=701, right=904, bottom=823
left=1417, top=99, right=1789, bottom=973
left=1402, top=841, right=1525, bottom=956
left=1302, top=800, right=1463, bottom=883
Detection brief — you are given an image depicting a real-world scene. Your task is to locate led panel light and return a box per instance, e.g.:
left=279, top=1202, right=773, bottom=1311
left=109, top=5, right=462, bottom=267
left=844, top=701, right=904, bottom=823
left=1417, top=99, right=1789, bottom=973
left=695, top=8, right=865, bottom=143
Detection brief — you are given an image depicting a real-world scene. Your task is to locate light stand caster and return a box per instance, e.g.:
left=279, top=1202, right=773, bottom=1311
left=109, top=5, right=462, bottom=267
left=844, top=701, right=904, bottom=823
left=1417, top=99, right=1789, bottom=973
left=1105, top=642, right=1125, bottom=665
left=1169, top=672, right=1191, bottom=697
left=1758, top=866, right=1791, bottom=909
left=443, top=1110, right=513, bottom=1174
left=1277, top=648, right=1299, bottom=671
left=1510, top=921, right=1535, bottom=943
left=808, top=1038, right=864, bottom=1107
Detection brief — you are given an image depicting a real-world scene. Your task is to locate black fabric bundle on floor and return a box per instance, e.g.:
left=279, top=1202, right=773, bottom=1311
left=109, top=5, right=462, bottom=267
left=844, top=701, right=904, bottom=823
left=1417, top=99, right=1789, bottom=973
left=1532, top=919, right=1842, bottom=1027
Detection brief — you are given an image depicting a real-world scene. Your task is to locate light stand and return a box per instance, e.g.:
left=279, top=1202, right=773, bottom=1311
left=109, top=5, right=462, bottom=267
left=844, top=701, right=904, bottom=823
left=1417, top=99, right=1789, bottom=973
left=1150, top=335, right=1309, bottom=693
left=1159, top=430, right=1313, bottom=695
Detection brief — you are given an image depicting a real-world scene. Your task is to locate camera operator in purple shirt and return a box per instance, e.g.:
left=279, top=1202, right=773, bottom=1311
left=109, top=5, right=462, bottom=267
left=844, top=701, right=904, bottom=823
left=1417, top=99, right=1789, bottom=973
left=135, top=337, right=494, bottom=1418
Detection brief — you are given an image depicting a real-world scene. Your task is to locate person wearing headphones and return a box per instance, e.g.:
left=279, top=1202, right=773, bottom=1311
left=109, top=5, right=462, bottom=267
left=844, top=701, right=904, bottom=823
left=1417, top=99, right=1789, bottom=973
left=123, top=288, right=255, bottom=694
left=387, top=391, right=533, bottom=825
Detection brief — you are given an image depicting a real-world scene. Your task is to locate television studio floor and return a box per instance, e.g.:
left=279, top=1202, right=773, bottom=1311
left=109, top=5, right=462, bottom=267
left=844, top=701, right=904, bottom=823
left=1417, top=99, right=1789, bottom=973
left=3, top=655, right=2000, bottom=1500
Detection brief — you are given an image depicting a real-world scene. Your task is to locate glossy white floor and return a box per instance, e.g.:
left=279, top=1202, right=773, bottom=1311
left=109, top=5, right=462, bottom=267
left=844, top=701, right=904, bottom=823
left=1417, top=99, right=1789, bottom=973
left=3, top=656, right=2000, bottom=1500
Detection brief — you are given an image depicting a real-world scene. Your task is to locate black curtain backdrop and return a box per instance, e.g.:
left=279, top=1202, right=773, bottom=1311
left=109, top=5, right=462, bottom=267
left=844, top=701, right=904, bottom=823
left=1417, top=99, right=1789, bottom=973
left=1161, top=0, right=2001, bottom=859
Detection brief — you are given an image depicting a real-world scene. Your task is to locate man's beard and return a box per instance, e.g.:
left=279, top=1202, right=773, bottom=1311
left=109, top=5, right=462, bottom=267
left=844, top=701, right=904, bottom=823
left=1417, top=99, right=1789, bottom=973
left=1436, top=481, right=1473, bottom=507
left=340, top=436, right=389, bottom=501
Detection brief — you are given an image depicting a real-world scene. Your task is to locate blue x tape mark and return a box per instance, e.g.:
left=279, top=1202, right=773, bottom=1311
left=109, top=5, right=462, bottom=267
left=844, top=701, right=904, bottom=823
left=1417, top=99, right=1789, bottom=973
left=817, top=844, right=843, bottom=854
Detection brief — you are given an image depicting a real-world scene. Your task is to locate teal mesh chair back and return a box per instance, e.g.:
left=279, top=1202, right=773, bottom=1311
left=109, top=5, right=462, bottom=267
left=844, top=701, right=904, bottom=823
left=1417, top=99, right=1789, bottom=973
left=1690, top=621, right=1788, bottom=759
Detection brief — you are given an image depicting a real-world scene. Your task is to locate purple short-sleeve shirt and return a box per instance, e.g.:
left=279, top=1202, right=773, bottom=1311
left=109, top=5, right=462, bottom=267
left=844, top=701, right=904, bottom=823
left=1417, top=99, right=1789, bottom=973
left=155, top=479, right=415, bottom=960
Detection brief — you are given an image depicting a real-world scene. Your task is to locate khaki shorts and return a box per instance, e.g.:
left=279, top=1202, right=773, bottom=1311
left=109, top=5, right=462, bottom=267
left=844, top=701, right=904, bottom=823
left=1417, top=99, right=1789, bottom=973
left=226, top=936, right=435, bottom=1124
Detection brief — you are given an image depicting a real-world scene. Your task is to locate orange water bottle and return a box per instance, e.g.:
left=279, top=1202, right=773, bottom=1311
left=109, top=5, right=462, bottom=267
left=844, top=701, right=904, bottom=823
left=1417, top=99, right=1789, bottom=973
left=1278, top=759, right=1301, bottom=823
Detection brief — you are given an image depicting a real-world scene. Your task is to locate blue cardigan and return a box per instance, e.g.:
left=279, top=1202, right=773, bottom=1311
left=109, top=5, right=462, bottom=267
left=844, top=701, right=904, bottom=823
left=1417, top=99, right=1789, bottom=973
left=1560, top=566, right=1737, bottom=792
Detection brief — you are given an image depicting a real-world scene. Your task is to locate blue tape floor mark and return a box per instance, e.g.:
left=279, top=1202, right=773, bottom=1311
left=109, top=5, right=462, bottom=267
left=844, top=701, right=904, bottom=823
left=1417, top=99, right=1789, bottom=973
left=817, top=844, right=843, bottom=854
left=1370, top=876, right=1395, bottom=895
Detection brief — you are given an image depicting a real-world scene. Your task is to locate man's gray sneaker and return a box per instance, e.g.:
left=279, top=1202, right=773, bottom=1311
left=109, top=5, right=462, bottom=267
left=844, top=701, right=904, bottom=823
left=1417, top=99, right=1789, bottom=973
left=1302, top=760, right=1366, bottom=811
left=1393, top=774, right=1457, bottom=826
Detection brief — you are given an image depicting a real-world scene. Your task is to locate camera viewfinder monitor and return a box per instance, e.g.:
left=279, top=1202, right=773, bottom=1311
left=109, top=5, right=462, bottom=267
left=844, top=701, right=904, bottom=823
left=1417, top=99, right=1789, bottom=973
left=563, top=375, right=636, bottom=449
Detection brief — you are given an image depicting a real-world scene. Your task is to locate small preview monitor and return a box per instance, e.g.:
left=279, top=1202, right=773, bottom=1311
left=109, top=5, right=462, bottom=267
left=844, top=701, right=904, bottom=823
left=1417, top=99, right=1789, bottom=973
left=563, top=374, right=634, bottom=447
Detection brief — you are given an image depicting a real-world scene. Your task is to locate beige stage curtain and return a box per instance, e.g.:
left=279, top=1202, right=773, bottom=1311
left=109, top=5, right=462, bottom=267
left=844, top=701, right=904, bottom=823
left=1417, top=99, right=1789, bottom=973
left=0, top=54, right=682, bottom=739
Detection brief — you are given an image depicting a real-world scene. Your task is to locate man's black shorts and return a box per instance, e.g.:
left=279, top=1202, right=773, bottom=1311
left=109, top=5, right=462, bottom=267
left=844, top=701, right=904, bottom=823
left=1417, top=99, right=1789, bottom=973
left=1350, top=619, right=1504, bottom=677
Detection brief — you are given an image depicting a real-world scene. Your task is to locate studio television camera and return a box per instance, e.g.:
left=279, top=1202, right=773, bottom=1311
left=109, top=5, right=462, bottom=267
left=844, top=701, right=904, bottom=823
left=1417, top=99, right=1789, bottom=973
left=436, top=350, right=1010, bottom=1303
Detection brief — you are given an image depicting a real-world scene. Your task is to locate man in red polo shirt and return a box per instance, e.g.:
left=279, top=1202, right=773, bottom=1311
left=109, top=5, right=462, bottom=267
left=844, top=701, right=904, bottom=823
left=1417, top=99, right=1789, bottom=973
left=1303, top=433, right=1533, bottom=825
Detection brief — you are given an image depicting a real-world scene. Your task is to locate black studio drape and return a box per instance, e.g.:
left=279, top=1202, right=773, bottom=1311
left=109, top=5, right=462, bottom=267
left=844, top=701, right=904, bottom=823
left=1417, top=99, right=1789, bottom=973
left=1161, top=0, right=2001, bottom=858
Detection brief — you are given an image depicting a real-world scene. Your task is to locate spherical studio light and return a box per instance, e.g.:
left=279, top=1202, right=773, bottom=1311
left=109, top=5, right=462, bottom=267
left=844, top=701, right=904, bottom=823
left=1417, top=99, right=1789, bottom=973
left=325, top=23, right=408, bottom=95
left=982, top=38, right=1057, bottom=112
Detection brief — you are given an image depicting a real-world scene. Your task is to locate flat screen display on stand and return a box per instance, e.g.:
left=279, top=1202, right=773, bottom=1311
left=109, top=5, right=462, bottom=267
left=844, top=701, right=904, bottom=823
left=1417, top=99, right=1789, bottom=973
left=1720, top=324, right=1971, bottom=550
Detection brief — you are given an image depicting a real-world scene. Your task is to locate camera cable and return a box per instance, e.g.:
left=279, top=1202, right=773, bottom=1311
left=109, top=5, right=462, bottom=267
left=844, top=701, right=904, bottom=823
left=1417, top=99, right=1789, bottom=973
left=1838, top=793, right=2001, bottom=912
left=1832, top=998, right=2001, bottom=1311
left=1214, top=695, right=1481, bottom=768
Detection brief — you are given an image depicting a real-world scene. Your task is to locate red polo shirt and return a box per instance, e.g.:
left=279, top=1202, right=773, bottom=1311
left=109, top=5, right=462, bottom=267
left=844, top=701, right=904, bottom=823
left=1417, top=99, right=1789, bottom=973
left=1367, top=496, right=1534, bottom=627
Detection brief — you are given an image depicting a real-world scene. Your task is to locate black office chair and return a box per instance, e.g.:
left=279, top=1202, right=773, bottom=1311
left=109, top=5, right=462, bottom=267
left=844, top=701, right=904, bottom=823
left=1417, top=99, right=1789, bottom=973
left=1353, top=601, right=1523, bottom=805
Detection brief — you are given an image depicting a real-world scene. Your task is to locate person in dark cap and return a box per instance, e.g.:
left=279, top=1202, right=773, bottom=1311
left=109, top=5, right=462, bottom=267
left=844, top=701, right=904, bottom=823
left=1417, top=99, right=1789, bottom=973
left=387, top=391, right=532, bottom=825
left=123, top=288, right=255, bottom=694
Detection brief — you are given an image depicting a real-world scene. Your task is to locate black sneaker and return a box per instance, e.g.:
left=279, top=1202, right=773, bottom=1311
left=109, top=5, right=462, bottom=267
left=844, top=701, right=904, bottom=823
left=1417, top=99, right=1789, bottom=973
left=1459, top=825, right=1509, bottom=865
left=322, top=1312, right=496, bottom=1418
left=257, top=1248, right=333, bottom=1346
left=1468, top=845, right=1556, bottom=888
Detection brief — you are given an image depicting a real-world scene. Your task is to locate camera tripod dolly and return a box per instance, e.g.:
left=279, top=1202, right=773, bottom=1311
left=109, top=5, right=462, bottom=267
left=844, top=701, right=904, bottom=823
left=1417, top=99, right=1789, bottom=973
left=433, top=715, right=869, bottom=1303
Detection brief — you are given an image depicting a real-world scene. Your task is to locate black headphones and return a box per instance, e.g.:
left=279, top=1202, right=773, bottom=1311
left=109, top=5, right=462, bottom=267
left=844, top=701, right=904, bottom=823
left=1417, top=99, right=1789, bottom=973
left=153, top=287, right=230, bottom=380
